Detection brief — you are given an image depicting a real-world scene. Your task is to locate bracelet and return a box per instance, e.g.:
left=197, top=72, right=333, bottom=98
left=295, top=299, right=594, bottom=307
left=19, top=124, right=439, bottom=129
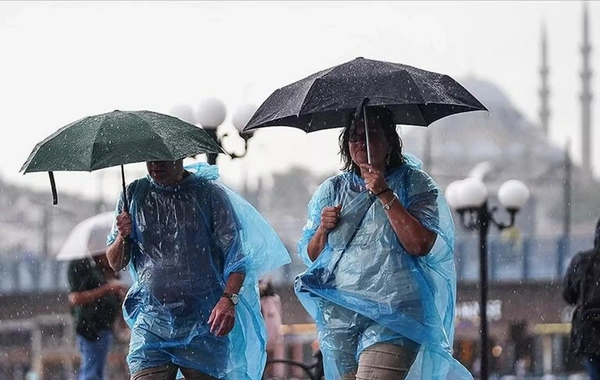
left=383, top=195, right=397, bottom=210
left=374, top=188, right=392, bottom=197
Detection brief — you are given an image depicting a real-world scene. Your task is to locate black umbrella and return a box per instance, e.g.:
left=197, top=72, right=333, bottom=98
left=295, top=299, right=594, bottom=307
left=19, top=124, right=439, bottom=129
left=244, top=57, right=487, bottom=162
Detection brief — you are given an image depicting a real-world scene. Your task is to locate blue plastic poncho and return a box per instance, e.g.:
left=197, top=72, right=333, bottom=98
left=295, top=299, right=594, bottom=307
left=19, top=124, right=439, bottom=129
left=107, top=163, right=290, bottom=379
left=295, top=153, right=472, bottom=380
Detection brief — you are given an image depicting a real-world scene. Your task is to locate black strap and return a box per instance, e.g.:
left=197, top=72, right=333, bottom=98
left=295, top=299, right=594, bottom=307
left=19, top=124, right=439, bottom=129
left=374, top=188, right=392, bottom=197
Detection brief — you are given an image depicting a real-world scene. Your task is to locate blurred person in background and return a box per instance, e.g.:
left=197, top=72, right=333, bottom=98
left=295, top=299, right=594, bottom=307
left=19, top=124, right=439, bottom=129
left=68, top=250, right=128, bottom=380
left=563, top=217, right=600, bottom=380
left=259, top=278, right=285, bottom=378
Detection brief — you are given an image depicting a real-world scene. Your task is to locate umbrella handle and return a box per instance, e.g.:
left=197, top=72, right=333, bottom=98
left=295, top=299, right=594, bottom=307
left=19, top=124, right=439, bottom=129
left=121, top=165, right=128, bottom=212
left=363, top=106, right=372, bottom=165
left=120, top=165, right=131, bottom=269
left=48, top=171, right=58, bottom=205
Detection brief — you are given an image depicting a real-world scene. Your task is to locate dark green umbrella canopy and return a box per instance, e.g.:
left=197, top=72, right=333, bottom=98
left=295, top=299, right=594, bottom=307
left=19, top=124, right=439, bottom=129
left=20, top=110, right=224, bottom=204
left=21, top=110, right=223, bottom=172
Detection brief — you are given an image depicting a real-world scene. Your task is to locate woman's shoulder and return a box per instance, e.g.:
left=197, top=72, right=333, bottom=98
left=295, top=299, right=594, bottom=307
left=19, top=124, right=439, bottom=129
left=390, top=161, right=433, bottom=183
left=389, top=161, right=439, bottom=196
left=315, top=172, right=344, bottom=189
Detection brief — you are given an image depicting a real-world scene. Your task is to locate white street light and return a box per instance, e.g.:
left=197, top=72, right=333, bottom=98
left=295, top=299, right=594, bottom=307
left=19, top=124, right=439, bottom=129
left=175, top=98, right=256, bottom=165
left=197, top=98, right=227, bottom=131
left=445, top=173, right=529, bottom=380
left=498, top=180, right=530, bottom=211
left=458, top=177, right=488, bottom=208
left=444, top=180, right=464, bottom=210
left=232, top=104, right=258, bottom=133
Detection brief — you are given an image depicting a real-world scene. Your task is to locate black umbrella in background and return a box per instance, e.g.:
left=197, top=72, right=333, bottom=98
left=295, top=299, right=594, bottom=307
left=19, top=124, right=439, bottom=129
left=244, top=57, right=487, bottom=163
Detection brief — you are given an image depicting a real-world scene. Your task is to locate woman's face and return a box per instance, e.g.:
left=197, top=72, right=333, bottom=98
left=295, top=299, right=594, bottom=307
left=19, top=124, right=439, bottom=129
left=348, top=120, right=390, bottom=169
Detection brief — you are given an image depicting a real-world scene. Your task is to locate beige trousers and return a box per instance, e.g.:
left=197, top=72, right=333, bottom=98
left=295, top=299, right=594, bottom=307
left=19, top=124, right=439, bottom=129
left=131, top=364, right=218, bottom=380
left=342, top=343, right=419, bottom=380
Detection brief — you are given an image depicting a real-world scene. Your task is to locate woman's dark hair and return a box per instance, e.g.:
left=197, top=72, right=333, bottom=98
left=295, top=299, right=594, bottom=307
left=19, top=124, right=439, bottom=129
left=339, top=107, right=404, bottom=173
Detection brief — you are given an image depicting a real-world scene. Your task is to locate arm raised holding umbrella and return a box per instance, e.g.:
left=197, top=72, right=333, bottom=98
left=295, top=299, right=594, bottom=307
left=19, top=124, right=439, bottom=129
left=296, top=107, right=471, bottom=380
left=106, top=210, right=133, bottom=271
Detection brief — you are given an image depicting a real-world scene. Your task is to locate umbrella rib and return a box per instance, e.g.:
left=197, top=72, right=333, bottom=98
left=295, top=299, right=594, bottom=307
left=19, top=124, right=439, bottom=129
left=134, top=112, right=180, bottom=160
left=298, top=64, right=345, bottom=114
left=88, top=114, right=108, bottom=171
left=399, top=73, right=428, bottom=126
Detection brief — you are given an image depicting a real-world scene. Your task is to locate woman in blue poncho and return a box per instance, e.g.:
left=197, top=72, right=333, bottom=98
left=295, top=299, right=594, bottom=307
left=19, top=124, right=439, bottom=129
left=295, top=107, right=472, bottom=380
left=106, top=161, right=290, bottom=380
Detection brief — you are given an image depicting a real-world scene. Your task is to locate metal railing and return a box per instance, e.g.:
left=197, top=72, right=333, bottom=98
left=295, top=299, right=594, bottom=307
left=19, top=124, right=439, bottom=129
left=0, top=234, right=593, bottom=294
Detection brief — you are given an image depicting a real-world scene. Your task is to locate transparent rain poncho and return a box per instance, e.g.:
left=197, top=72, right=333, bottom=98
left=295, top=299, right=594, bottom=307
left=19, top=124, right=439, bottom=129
left=107, top=163, right=290, bottom=379
left=295, top=153, right=472, bottom=379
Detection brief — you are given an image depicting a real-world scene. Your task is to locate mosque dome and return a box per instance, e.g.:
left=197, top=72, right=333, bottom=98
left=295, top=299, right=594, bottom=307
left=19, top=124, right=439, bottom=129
left=459, top=76, right=516, bottom=110
left=454, top=76, right=529, bottom=132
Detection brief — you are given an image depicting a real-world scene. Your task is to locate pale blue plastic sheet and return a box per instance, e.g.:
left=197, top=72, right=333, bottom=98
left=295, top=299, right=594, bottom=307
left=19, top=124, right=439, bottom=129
left=295, top=153, right=473, bottom=380
left=108, top=163, right=290, bottom=379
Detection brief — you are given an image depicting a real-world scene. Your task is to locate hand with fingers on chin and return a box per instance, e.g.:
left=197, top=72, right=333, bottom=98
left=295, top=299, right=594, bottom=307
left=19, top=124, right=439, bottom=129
left=116, top=212, right=132, bottom=238
left=359, top=164, right=389, bottom=196
left=319, top=204, right=342, bottom=234
left=208, top=297, right=236, bottom=337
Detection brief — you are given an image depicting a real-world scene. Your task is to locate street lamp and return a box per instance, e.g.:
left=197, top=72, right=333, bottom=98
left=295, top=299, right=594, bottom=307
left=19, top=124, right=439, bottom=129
left=446, top=178, right=530, bottom=380
left=171, top=99, right=257, bottom=165
left=195, top=98, right=257, bottom=165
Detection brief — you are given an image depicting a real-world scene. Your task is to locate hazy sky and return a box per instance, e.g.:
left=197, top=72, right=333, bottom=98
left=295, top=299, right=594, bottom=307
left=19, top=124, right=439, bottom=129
left=0, top=1, right=597, bottom=204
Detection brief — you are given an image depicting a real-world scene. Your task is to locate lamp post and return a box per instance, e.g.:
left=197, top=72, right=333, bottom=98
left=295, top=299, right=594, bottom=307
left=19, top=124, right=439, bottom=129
left=445, top=178, right=530, bottom=380
left=171, top=99, right=257, bottom=165
left=195, top=98, right=257, bottom=165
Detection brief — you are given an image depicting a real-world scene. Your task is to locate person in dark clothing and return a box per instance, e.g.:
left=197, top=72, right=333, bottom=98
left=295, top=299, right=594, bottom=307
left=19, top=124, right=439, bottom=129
left=563, top=217, right=600, bottom=380
left=68, top=253, right=128, bottom=380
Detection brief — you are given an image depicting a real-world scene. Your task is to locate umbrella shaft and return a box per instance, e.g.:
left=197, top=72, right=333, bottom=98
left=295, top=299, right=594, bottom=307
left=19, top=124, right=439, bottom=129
left=121, top=165, right=128, bottom=212
left=363, top=106, right=372, bottom=165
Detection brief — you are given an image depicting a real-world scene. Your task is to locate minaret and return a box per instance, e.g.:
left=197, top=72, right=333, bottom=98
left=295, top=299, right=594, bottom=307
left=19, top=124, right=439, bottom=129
left=539, top=22, right=551, bottom=136
left=580, top=1, right=593, bottom=173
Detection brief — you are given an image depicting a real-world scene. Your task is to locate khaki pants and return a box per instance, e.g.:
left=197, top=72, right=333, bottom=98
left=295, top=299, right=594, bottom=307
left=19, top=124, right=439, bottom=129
left=342, top=343, right=418, bottom=380
left=131, top=364, right=218, bottom=380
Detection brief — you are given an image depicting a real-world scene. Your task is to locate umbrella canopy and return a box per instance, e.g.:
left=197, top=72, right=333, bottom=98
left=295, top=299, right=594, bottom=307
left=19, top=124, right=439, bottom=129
left=56, top=212, right=114, bottom=261
left=243, top=57, right=487, bottom=133
left=20, top=110, right=224, bottom=204
left=21, top=110, right=223, bottom=172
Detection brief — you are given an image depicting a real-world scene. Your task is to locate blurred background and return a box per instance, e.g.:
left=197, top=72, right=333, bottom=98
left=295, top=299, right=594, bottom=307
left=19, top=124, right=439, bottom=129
left=0, top=1, right=598, bottom=379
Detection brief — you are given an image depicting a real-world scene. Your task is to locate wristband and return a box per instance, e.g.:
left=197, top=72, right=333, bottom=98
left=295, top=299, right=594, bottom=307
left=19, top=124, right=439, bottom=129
left=374, top=188, right=392, bottom=197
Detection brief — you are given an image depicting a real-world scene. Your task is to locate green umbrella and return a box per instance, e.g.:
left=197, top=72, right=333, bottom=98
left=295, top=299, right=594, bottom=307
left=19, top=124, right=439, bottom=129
left=20, top=110, right=224, bottom=205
